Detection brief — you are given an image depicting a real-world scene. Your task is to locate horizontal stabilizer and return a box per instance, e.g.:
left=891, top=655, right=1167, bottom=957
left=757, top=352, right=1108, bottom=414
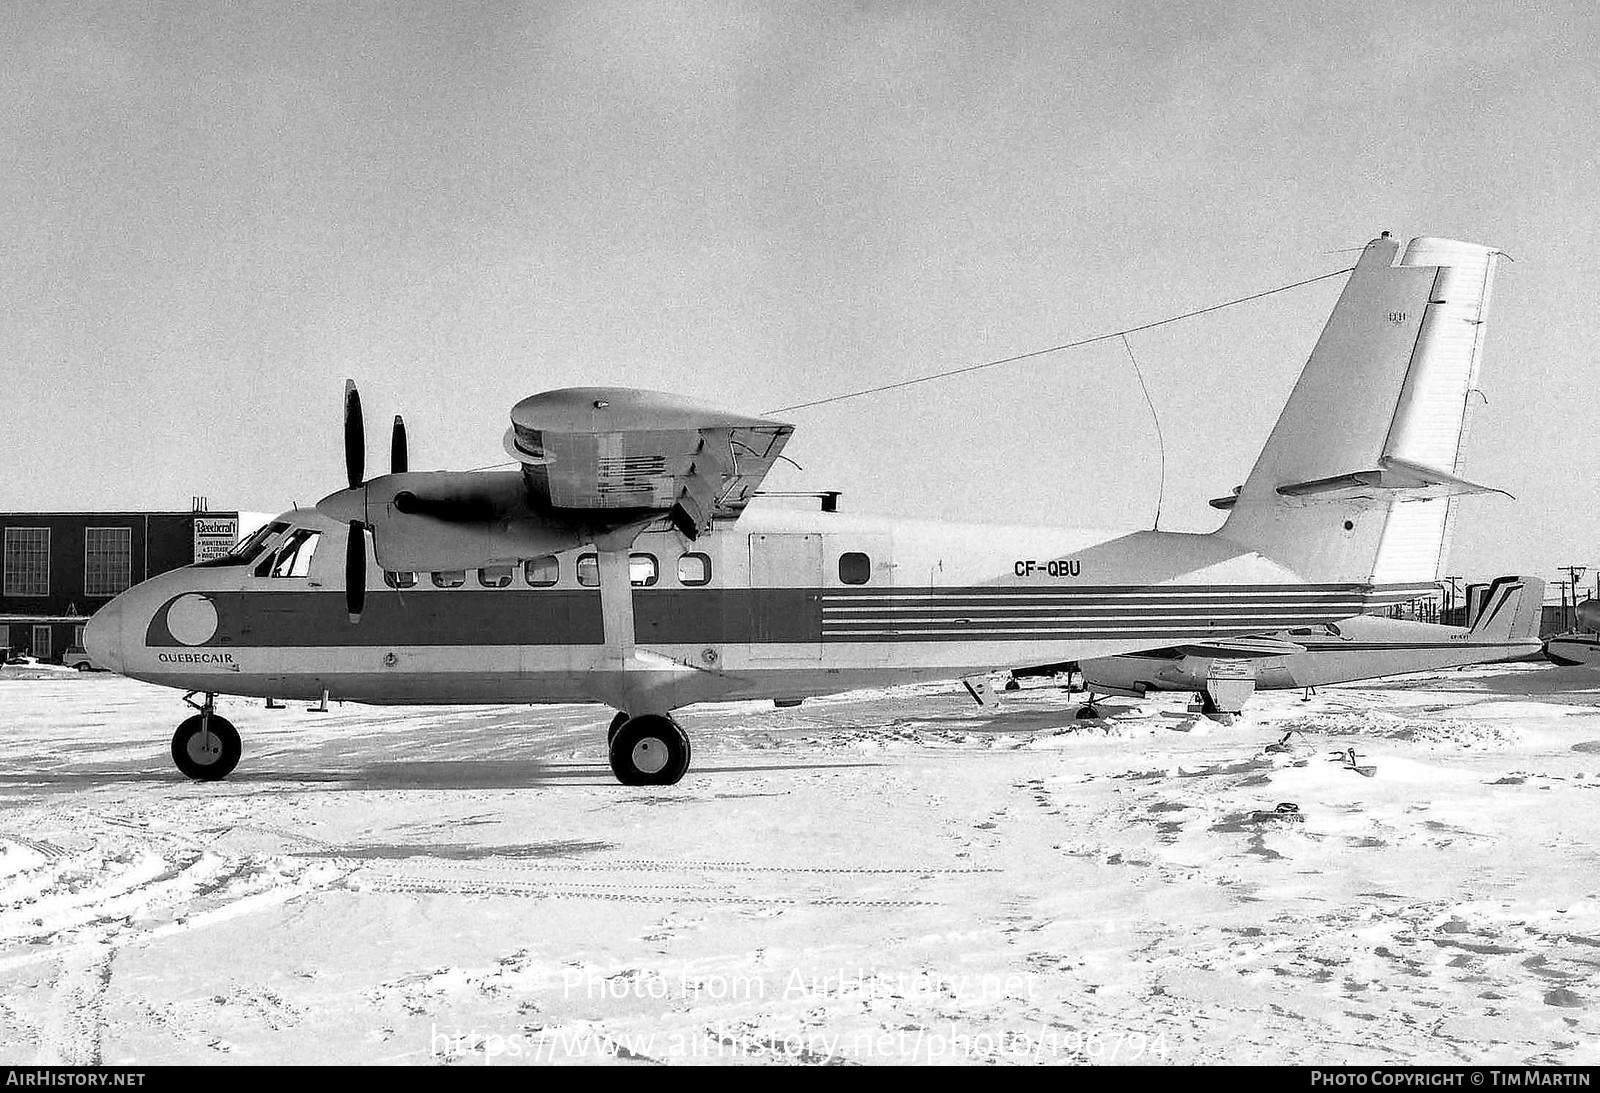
left=1275, top=456, right=1509, bottom=503
left=1173, top=636, right=1307, bottom=658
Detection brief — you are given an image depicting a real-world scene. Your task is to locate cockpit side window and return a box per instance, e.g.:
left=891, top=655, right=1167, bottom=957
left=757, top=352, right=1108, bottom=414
left=268, top=530, right=321, bottom=579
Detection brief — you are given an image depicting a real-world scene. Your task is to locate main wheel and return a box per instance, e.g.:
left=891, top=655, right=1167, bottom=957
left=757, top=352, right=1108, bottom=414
left=606, top=710, right=629, bottom=747
left=1075, top=705, right=1101, bottom=720
left=608, top=714, right=691, bottom=786
left=171, top=714, right=241, bottom=781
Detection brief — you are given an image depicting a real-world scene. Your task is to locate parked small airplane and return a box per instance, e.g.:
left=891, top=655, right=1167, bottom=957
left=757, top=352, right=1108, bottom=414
left=1059, top=574, right=1544, bottom=716
left=85, top=233, right=1507, bottom=785
left=1544, top=599, right=1600, bottom=666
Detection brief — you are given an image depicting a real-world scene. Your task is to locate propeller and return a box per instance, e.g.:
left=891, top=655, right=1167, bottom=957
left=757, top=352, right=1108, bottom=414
left=341, top=381, right=368, bottom=622
left=346, top=523, right=366, bottom=623
left=344, top=381, right=364, bottom=489
left=391, top=415, right=407, bottom=474
left=336, top=381, right=408, bottom=623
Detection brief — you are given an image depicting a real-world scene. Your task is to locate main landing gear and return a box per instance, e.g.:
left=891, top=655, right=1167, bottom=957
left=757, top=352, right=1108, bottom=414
left=606, top=712, right=692, bottom=786
left=171, top=692, right=241, bottom=781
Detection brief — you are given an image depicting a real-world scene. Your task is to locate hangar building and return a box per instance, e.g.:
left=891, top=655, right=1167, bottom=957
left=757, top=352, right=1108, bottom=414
left=1, top=508, right=240, bottom=661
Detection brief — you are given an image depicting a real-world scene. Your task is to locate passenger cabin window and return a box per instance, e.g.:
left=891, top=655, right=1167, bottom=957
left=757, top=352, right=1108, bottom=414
left=525, top=556, right=559, bottom=587
left=838, top=551, right=871, bottom=585
left=630, top=553, right=658, bottom=587
left=478, top=565, right=514, bottom=588
left=268, top=530, right=320, bottom=579
left=432, top=570, right=466, bottom=589
left=384, top=571, right=417, bottom=589
left=572, top=553, right=658, bottom=587
left=677, top=552, right=711, bottom=586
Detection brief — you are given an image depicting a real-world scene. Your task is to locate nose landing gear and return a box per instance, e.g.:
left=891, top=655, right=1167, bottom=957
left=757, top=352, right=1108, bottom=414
left=606, top=712, right=691, bottom=786
left=172, top=692, right=241, bottom=781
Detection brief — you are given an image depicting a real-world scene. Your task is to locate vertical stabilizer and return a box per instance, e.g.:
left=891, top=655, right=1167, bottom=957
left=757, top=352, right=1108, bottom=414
left=1468, top=576, right=1544, bottom=643
left=1216, top=233, right=1503, bottom=585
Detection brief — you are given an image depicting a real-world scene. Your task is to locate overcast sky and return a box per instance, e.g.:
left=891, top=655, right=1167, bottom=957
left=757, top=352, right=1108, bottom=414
left=2, top=1, right=1595, bottom=588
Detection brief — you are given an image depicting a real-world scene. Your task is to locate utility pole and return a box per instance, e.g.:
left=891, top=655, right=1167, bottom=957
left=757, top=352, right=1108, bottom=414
left=1560, top=566, right=1588, bottom=631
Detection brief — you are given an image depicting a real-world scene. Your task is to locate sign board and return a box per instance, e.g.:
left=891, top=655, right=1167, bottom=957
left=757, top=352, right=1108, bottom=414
left=192, top=516, right=240, bottom=564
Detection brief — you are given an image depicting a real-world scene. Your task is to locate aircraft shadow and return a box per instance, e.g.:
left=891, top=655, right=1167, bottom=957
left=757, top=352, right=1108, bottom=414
left=292, top=757, right=886, bottom=790
left=1363, top=663, right=1600, bottom=700
left=875, top=708, right=1118, bottom=731
left=0, top=758, right=887, bottom=793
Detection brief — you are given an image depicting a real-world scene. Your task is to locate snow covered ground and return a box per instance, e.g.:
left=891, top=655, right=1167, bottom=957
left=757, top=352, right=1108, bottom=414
left=3, top=663, right=1600, bottom=1066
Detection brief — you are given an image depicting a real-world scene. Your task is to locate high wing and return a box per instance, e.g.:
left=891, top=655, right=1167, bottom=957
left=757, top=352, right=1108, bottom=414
left=502, top=388, right=794, bottom=538
left=317, top=385, right=795, bottom=613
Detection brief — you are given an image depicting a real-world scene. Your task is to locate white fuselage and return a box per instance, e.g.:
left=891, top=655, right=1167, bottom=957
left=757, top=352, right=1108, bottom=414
left=85, top=503, right=1432, bottom=715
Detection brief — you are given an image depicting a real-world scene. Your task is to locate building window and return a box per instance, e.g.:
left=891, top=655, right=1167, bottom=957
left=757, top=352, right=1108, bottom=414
left=432, top=570, right=466, bottom=589
left=838, top=551, right=871, bottom=585
left=525, top=556, right=559, bottom=587
left=3, top=528, right=50, bottom=597
left=84, top=527, right=133, bottom=597
left=629, top=553, right=658, bottom=587
left=576, top=553, right=599, bottom=587
left=74, top=624, right=86, bottom=647
left=31, top=625, right=51, bottom=660
left=677, top=552, right=711, bottom=586
left=478, top=565, right=514, bottom=588
left=384, top=571, right=417, bottom=589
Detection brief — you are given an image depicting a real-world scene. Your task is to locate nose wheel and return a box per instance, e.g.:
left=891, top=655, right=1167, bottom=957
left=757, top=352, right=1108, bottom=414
left=607, top=713, right=691, bottom=786
left=171, top=692, right=242, bottom=781
left=172, top=713, right=241, bottom=780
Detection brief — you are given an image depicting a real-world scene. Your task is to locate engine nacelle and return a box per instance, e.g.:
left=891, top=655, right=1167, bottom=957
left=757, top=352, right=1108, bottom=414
left=322, top=470, right=656, bottom=572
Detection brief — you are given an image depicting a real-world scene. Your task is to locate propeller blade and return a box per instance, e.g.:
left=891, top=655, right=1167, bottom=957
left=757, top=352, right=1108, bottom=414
left=344, top=380, right=365, bottom=489
left=346, top=522, right=366, bottom=623
left=391, top=415, right=408, bottom=474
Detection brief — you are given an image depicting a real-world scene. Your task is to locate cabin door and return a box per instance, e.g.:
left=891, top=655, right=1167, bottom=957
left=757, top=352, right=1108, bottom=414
left=747, top=533, right=823, bottom=660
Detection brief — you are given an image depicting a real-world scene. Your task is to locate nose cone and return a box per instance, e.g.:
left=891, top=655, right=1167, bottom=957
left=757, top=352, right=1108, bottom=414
left=83, top=600, right=125, bottom=674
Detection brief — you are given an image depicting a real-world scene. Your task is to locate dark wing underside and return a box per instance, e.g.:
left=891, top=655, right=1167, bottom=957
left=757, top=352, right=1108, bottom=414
left=503, top=388, right=794, bottom=537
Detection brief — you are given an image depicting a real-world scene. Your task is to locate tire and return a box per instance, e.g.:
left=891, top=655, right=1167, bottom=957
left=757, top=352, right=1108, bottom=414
left=608, top=714, right=691, bottom=786
left=171, top=714, right=241, bottom=781
left=1075, top=705, right=1100, bottom=720
left=606, top=710, right=629, bottom=747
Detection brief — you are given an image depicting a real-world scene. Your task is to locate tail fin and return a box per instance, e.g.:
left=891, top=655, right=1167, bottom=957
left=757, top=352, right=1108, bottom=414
left=1215, top=233, right=1504, bottom=584
left=1468, top=576, right=1544, bottom=642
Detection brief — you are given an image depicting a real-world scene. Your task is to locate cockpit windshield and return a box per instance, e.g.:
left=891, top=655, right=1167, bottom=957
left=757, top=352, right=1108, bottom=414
left=193, top=521, right=290, bottom=568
